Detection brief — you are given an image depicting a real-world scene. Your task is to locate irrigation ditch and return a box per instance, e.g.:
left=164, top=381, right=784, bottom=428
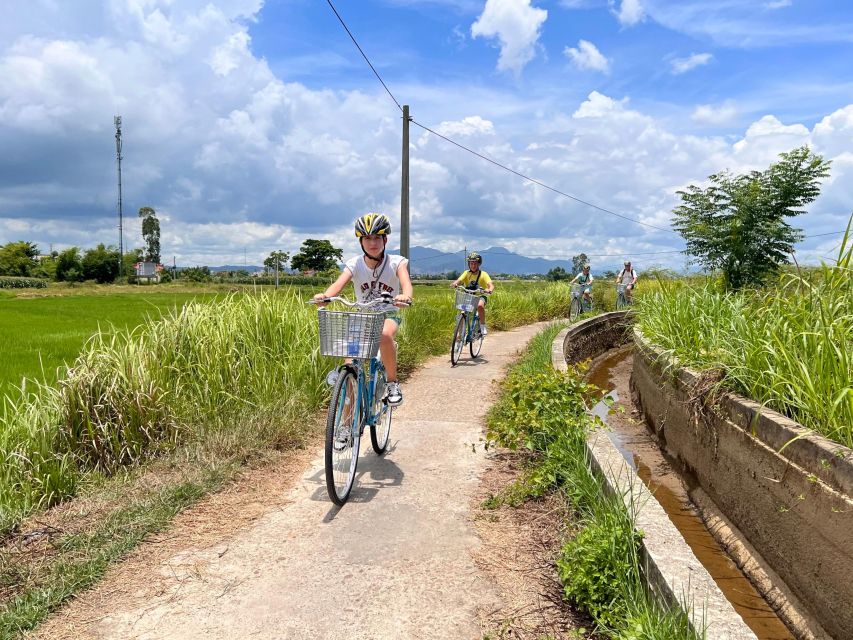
left=551, top=311, right=852, bottom=640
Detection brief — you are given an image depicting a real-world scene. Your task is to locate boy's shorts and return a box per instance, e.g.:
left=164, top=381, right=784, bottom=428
left=384, top=312, right=402, bottom=326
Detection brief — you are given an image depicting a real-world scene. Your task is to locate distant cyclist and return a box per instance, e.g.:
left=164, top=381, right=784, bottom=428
left=616, top=260, right=638, bottom=303
left=570, top=264, right=594, bottom=309
left=450, top=252, right=494, bottom=335
left=313, top=213, right=413, bottom=406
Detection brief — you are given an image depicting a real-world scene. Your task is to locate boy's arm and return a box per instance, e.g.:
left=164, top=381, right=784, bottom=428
left=631, top=270, right=638, bottom=284
left=484, top=273, right=495, bottom=294
left=314, top=269, right=352, bottom=303
left=396, top=261, right=414, bottom=304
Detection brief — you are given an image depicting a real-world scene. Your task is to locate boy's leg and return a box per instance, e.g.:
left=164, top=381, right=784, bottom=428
left=477, top=298, right=487, bottom=334
left=379, top=318, right=399, bottom=381
left=379, top=318, right=403, bottom=405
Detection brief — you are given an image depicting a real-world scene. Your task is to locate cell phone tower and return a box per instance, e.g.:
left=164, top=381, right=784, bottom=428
left=114, top=115, right=124, bottom=273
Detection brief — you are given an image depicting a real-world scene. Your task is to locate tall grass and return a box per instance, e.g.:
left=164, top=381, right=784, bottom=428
left=638, top=231, right=853, bottom=448
left=0, top=282, right=570, bottom=534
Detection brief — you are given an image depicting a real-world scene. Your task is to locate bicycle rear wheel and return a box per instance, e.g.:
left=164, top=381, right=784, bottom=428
left=570, top=297, right=581, bottom=321
left=450, top=314, right=466, bottom=366
left=325, top=368, right=361, bottom=505
left=370, top=367, right=392, bottom=454
left=469, top=315, right=484, bottom=358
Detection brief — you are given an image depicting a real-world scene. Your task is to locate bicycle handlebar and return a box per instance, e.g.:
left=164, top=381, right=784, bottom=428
left=308, top=293, right=412, bottom=308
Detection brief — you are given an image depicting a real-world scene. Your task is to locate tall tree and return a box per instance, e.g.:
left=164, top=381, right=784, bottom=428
left=571, top=253, right=589, bottom=276
left=290, top=239, right=343, bottom=272
left=55, top=247, right=84, bottom=282
left=82, top=244, right=121, bottom=283
left=138, top=207, right=161, bottom=263
left=0, top=241, right=39, bottom=276
left=546, top=266, right=570, bottom=281
left=673, top=146, right=830, bottom=289
left=263, top=250, right=290, bottom=273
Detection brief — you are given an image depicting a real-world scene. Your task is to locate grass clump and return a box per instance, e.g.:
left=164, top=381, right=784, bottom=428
left=638, top=227, right=853, bottom=448
left=487, top=325, right=700, bottom=639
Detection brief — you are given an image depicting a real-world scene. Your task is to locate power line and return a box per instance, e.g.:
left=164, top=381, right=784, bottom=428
left=325, top=0, right=402, bottom=112
left=411, top=119, right=677, bottom=235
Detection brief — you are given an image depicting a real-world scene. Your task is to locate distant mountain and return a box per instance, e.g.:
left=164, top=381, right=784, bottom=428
left=409, top=246, right=574, bottom=275
left=207, top=265, right=265, bottom=273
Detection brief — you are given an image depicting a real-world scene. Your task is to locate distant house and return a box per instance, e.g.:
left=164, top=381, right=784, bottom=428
left=134, top=261, right=163, bottom=284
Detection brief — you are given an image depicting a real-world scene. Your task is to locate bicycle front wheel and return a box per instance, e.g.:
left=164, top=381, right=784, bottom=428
left=370, top=367, right=392, bottom=455
left=325, top=368, right=361, bottom=505
left=451, top=314, right=466, bottom=366
left=616, top=292, right=625, bottom=310
left=469, top=315, right=484, bottom=358
left=570, top=297, right=581, bottom=321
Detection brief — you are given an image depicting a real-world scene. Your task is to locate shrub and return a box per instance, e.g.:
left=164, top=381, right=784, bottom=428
left=0, top=276, right=48, bottom=289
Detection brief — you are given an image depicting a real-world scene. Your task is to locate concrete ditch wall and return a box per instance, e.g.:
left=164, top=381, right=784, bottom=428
left=552, top=313, right=760, bottom=639
left=632, top=329, right=853, bottom=639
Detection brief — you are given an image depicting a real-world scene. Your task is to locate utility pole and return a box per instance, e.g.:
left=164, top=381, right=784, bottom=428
left=400, top=105, right=411, bottom=259
left=114, top=116, right=124, bottom=276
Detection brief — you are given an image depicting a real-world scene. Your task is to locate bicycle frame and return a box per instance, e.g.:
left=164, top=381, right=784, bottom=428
left=340, top=356, right=385, bottom=439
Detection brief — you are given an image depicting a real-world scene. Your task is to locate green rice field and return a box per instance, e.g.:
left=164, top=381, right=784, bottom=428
left=0, top=292, right=224, bottom=400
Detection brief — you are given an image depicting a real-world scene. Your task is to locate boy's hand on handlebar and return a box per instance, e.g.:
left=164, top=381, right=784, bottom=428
left=450, top=282, right=458, bottom=289
left=394, top=294, right=413, bottom=307
left=312, top=293, right=329, bottom=307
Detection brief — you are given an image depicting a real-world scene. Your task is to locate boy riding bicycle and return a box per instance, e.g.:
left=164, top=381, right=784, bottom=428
left=313, top=213, right=413, bottom=406
left=616, top=260, right=638, bottom=303
left=450, top=252, right=494, bottom=335
left=570, top=264, right=594, bottom=309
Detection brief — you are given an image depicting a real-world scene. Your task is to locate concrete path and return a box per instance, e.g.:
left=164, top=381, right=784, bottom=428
left=44, top=322, right=551, bottom=640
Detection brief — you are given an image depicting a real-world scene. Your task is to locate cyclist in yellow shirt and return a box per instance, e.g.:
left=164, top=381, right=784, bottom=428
left=450, top=252, right=494, bottom=335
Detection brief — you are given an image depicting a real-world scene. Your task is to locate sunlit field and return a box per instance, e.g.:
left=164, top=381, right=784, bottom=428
left=0, top=280, right=570, bottom=533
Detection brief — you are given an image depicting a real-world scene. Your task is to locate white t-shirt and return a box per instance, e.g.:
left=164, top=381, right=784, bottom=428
left=618, top=268, right=638, bottom=285
left=344, top=253, right=408, bottom=309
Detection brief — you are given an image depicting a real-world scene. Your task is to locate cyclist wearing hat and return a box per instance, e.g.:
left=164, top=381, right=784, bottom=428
left=616, top=260, right=638, bottom=303
left=450, top=252, right=494, bottom=335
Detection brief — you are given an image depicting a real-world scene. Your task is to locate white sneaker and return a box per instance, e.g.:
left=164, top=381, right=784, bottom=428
left=386, top=381, right=403, bottom=406
left=481, top=325, right=488, bottom=336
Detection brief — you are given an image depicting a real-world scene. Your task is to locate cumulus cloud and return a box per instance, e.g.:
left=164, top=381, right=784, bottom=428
left=691, top=102, right=738, bottom=126
left=564, top=40, right=610, bottom=73
left=612, top=0, right=645, bottom=27
left=1, top=1, right=852, bottom=268
left=669, top=52, right=713, bottom=74
left=471, top=0, right=548, bottom=74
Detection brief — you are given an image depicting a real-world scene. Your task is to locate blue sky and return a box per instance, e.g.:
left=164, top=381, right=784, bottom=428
left=2, top=0, right=852, bottom=269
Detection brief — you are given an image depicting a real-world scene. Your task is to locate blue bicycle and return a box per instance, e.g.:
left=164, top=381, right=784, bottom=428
left=450, top=287, right=488, bottom=366
left=310, top=294, right=409, bottom=505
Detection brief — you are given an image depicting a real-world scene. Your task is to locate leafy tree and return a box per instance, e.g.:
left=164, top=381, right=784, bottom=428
left=446, top=269, right=460, bottom=280
left=55, top=247, right=84, bottom=282
left=82, top=244, right=121, bottom=283
left=601, top=269, right=618, bottom=280
left=290, top=239, right=343, bottom=272
left=138, top=207, right=161, bottom=263
left=571, top=253, right=589, bottom=276
left=122, top=248, right=144, bottom=278
left=0, top=241, right=39, bottom=276
left=31, top=252, right=58, bottom=280
left=181, top=266, right=212, bottom=282
left=674, top=146, right=830, bottom=290
left=264, top=250, right=290, bottom=273
left=546, top=266, right=570, bottom=281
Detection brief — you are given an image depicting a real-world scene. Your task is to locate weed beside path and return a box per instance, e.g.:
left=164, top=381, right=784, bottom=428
left=485, top=325, right=700, bottom=639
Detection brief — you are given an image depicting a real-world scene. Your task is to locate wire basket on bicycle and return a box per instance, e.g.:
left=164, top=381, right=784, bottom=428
left=571, top=283, right=583, bottom=297
left=616, top=283, right=626, bottom=295
left=318, top=309, right=385, bottom=359
left=455, top=289, right=480, bottom=312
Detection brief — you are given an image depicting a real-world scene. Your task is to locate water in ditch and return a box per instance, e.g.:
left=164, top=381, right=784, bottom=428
left=586, top=345, right=795, bottom=640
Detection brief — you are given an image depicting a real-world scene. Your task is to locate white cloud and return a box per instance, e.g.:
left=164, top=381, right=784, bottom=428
left=764, top=0, right=792, bottom=9
left=564, top=40, right=610, bottom=73
left=1, top=2, right=852, bottom=269
left=612, top=0, right=645, bottom=27
left=691, top=102, right=738, bottom=126
left=471, top=0, right=548, bottom=74
left=669, top=52, right=713, bottom=74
